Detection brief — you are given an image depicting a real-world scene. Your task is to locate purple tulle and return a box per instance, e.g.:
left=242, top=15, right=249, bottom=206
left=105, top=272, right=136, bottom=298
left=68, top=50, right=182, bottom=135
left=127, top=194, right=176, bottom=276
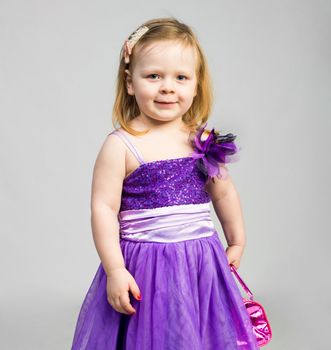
left=189, top=123, right=241, bottom=181
left=72, top=232, right=259, bottom=349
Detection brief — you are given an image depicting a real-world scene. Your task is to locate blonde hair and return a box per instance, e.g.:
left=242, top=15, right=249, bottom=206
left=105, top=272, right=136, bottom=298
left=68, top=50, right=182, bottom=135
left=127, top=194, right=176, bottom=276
left=112, top=17, right=214, bottom=136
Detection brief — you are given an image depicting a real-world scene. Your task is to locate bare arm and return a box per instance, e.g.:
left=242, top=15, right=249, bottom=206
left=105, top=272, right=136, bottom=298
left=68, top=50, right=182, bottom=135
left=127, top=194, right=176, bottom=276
left=90, top=133, right=127, bottom=276
left=205, top=171, right=246, bottom=267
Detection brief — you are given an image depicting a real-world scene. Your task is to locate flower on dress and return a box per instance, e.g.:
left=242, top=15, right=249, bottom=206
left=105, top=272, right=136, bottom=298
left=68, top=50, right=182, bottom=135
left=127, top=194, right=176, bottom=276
left=189, top=123, right=241, bottom=182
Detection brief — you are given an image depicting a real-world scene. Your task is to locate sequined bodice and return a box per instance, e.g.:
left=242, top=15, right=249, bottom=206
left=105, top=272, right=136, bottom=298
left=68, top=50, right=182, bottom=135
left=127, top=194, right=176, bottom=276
left=120, top=156, right=210, bottom=212
left=108, top=129, right=211, bottom=212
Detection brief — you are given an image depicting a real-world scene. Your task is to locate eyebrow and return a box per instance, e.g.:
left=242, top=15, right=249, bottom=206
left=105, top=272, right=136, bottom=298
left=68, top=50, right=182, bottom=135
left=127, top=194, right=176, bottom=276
left=140, top=67, right=193, bottom=74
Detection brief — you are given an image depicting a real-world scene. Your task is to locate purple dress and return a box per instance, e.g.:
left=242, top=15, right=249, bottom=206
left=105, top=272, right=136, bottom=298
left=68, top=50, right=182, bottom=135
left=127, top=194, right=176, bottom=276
left=71, top=129, right=259, bottom=350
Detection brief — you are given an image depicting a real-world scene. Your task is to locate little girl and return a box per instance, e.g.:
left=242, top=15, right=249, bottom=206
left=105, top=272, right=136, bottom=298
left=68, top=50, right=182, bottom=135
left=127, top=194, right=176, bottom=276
left=71, top=17, right=259, bottom=350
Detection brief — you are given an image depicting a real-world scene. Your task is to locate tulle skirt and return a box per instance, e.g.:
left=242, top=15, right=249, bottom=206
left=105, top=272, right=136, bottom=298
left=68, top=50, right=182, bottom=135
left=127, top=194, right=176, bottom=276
left=71, top=230, right=259, bottom=349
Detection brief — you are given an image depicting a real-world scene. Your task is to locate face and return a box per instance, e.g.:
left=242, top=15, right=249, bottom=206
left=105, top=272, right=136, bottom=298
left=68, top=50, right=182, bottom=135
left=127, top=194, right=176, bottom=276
left=125, top=40, right=198, bottom=123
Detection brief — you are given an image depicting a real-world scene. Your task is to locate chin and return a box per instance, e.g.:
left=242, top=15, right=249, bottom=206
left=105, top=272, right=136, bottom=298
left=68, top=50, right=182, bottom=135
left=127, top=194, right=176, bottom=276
left=153, top=113, right=183, bottom=121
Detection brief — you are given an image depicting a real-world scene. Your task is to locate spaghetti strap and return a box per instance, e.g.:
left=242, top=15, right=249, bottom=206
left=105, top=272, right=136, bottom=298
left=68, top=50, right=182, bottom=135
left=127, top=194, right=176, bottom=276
left=108, top=129, right=145, bottom=165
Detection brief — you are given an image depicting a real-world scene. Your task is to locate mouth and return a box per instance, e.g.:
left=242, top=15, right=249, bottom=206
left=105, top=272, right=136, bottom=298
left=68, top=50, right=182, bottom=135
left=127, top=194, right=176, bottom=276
left=155, top=101, right=177, bottom=105
left=155, top=101, right=178, bottom=109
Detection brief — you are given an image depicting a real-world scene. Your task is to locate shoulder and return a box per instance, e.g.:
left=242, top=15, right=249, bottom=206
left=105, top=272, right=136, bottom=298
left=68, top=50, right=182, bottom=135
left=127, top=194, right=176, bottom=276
left=102, top=130, right=127, bottom=156
left=90, top=130, right=127, bottom=211
left=94, top=130, right=127, bottom=179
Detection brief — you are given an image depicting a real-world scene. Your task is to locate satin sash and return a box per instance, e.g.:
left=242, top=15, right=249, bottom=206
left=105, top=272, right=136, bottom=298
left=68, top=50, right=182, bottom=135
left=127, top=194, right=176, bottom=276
left=118, top=203, right=216, bottom=243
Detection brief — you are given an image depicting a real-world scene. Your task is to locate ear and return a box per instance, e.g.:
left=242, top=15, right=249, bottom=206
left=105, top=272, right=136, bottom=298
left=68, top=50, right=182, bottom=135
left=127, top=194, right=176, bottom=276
left=125, top=69, right=134, bottom=96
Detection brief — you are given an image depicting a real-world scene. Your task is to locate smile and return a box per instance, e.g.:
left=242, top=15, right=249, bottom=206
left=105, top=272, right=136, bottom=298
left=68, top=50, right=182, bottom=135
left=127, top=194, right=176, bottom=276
left=155, top=101, right=178, bottom=107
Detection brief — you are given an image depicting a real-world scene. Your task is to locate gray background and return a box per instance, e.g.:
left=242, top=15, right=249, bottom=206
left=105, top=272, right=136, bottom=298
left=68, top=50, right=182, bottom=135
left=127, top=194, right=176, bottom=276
left=1, top=0, right=330, bottom=349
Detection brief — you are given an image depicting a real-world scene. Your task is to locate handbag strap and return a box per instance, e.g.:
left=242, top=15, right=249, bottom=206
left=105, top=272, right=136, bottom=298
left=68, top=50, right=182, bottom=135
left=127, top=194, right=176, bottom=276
left=229, top=264, right=254, bottom=300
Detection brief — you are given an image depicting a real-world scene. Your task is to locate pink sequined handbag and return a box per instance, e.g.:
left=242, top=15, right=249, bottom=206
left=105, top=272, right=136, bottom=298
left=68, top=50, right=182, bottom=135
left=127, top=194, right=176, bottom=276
left=229, top=264, right=272, bottom=347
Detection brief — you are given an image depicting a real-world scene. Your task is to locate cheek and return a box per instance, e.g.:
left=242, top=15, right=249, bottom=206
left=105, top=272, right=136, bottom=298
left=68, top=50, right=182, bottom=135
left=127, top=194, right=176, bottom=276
left=179, top=83, right=197, bottom=99
left=136, top=83, right=156, bottom=98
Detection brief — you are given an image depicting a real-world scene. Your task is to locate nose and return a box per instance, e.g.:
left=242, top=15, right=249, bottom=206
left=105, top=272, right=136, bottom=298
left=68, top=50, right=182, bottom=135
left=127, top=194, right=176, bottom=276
left=160, top=77, right=175, bottom=93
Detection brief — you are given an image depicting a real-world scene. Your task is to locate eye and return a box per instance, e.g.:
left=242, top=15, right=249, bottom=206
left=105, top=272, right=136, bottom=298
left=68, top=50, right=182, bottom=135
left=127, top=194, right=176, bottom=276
left=177, top=75, right=187, bottom=81
left=147, top=74, right=160, bottom=79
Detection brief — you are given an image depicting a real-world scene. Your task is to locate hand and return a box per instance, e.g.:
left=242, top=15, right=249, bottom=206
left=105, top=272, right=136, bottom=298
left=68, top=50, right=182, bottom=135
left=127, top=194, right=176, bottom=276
left=225, top=244, right=244, bottom=269
left=106, top=267, right=142, bottom=315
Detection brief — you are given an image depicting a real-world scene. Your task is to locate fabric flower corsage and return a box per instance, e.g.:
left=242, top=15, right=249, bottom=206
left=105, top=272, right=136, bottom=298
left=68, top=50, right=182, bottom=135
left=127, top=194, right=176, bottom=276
left=189, top=123, right=241, bottom=182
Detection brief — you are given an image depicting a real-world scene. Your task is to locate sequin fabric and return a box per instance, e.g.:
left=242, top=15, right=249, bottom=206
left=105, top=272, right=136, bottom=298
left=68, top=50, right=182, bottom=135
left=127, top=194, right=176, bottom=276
left=120, top=157, right=210, bottom=212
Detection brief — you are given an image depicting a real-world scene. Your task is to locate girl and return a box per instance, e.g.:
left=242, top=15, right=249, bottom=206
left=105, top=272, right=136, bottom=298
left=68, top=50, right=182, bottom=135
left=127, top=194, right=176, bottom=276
left=71, top=17, right=259, bottom=350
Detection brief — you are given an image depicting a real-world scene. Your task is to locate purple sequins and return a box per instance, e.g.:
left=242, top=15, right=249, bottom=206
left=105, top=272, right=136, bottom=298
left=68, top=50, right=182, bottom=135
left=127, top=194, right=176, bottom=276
left=120, top=157, right=210, bottom=212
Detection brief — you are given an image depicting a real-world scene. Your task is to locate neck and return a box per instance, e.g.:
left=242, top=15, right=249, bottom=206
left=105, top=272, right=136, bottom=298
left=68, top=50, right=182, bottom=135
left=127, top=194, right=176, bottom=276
left=134, top=114, right=189, bottom=134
